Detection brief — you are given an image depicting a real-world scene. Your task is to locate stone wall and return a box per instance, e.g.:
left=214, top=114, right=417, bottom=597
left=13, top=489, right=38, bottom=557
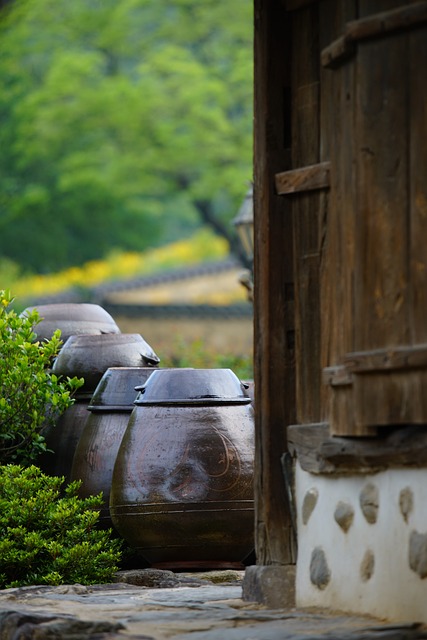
left=295, top=462, right=427, bottom=622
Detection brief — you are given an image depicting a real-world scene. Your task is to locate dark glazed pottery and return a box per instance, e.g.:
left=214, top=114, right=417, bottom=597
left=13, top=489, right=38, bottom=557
left=40, top=334, right=159, bottom=481
left=110, top=368, right=254, bottom=569
left=135, top=367, right=252, bottom=405
left=22, top=303, right=121, bottom=342
left=52, top=333, right=160, bottom=393
left=70, top=367, right=157, bottom=527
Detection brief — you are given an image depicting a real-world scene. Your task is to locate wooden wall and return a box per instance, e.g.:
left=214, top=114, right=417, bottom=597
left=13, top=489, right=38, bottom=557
left=253, top=0, right=427, bottom=564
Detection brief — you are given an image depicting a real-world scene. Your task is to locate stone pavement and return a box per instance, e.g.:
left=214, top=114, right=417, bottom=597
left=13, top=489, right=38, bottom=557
left=1, top=570, right=427, bottom=640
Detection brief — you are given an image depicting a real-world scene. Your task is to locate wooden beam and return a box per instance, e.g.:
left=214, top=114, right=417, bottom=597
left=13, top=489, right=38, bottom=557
left=321, top=35, right=355, bottom=69
left=322, top=1, right=427, bottom=68
left=323, top=364, right=353, bottom=387
left=275, top=161, right=331, bottom=195
left=287, top=423, right=427, bottom=475
left=345, top=343, right=427, bottom=373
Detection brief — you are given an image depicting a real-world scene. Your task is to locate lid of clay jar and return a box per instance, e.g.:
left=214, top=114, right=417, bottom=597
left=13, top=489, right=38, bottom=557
left=88, top=367, right=157, bottom=411
left=134, top=368, right=251, bottom=406
left=21, top=303, right=121, bottom=342
left=52, top=333, right=160, bottom=392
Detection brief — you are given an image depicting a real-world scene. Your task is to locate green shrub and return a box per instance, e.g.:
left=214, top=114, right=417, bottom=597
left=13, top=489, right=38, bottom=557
left=0, top=465, right=122, bottom=588
left=0, top=290, right=83, bottom=465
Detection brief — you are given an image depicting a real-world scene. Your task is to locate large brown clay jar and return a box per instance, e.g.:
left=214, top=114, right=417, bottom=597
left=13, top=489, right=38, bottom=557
left=110, top=368, right=254, bottom=569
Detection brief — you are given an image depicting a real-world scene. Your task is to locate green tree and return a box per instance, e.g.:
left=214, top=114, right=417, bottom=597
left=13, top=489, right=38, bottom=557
left=0, top=0, right=253, bottom=273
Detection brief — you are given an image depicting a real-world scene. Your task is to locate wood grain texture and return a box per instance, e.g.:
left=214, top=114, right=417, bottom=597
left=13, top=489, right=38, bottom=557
left=253, top=0, right=296, bottom=566
left=409, top=22, right=427, bottom=344
left=345, top=344, right=427, bottom=373
left=320, top=1, right=361, bottom=435
left=288, top=423, right=427, bottom=474
left=291, top=5, right=323, bottom=428
left=322, top=2, right=427, bottom=67
left=343, top=1, right=412, bottom=433
left=353, top=370, right=427, bottom=428
left=354, top=9, right=409, bottom=354
left=275, top=162, right=330, bottom=195
left=321, top=1, right=427, bottom=434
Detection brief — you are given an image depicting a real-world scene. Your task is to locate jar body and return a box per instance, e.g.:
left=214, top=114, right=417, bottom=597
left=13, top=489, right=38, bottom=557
left=39, top=396, right=91, bottom=481
left=72, top=411, right=131, bottom=525
left=110, top=402, right=255, bottom=568
left=70, top=367, right=156, bottom=527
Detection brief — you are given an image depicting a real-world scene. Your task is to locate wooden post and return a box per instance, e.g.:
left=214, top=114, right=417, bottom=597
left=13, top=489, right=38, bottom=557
left=252, top=0, right=296, bottom=567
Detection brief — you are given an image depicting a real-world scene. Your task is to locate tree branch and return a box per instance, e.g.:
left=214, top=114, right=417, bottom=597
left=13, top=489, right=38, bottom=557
left=194, top=198, right=251, bottom=268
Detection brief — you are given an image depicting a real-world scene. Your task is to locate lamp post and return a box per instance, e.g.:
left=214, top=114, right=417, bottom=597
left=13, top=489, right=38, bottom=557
left=233, top=185, right=254, bottom=301
left=233, top=185, right=254, bottom=264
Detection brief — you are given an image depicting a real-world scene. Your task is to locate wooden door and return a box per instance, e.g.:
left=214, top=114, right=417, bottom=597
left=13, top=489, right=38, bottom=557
left=321, top=1, right=427, bottom=435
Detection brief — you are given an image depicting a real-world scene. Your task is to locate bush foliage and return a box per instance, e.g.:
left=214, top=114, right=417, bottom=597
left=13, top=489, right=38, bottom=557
left=0, top=290, right=83, bottom=465
left=0, top=465, right=122, bottom=588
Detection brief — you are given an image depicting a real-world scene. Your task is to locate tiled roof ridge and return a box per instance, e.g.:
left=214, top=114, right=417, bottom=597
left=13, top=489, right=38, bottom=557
left=19, top=257, right=245, bottom=306
left=93, top=257, right=243, bottom=295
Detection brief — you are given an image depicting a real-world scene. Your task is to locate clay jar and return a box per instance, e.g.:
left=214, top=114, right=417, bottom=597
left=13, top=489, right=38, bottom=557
left=21, top=303, right=121, bottom=343
left=70, top=367, right=157, bottom=528
left=110, top=368, right=255, bottom=569
left=40, top=333, right=160, bottom=481
left=52, top=333, right=160, bottom=392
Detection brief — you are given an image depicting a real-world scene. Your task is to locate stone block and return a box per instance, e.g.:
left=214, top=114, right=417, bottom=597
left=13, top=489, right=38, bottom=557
left=242, top=565, right=296, bottom=608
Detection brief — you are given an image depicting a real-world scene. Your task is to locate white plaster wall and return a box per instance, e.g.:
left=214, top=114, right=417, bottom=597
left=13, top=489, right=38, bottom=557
left=295, top=462, right=427, bottom=623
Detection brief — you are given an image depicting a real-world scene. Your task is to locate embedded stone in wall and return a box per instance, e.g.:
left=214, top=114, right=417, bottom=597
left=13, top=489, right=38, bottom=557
left=309, top=547, right=330, bottom=590
left=334, top=501, right=354, bottom=533
left=399, top=487, right=414, bottom=524
left=302, top=488, right=319, bottom=525
left=359, top=483, right=379, bottom=524
left=409, top=530, right=427, bottom=579
left=360, top=549, right=375, bottom=582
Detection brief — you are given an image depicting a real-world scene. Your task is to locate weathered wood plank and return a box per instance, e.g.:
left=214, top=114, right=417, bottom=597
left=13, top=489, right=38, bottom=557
left=348, top=2, right=427, bottom=41
left=345, top=344, right=427, bottom=373
left=323, top=365, right=353, bottom=387
left=410, top=23, right=427, bottom=343
left=354, top=24, right=409, bottom=353
left=322, top=2, right=427, bottom=68
left=319, top=1, right=356, bottom=425
left=348, top=4, right=410, bottom=433
left=287, top=423, right=427, bottom=474
left=321, top=35, right=354, bottom=69
left=319, top=1, right=363, bottom=435
left=253, top=0, right=296, bottom=566
left=291, top=5, right=322, bottom=427
left=275, top=161, right=330, bottom=195
left=353, top=369, right=427, bottom=428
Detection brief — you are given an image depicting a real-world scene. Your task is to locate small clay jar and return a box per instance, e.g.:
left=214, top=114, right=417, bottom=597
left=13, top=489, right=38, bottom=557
left=22, top=303, right=121, bottom=343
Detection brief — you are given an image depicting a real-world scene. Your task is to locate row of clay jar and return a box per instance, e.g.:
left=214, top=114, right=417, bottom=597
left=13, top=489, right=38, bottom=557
left=28, top=303, right=255, bottom=569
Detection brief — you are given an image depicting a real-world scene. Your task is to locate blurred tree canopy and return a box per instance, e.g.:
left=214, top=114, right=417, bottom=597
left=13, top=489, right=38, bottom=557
left=0, top=0, right=253, bottom=273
